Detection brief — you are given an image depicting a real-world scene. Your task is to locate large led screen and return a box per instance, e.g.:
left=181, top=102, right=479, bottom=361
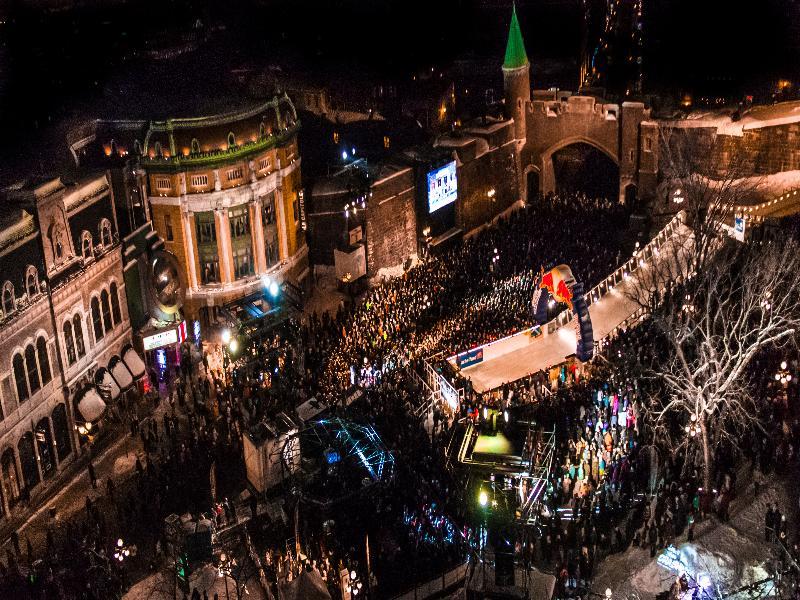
left=427, top=161, right=458, bottom=213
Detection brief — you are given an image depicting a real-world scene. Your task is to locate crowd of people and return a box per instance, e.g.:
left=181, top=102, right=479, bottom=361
left=7, top=189, right=800, bottom=600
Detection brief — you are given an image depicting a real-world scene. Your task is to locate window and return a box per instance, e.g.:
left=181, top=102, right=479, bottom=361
left=229, top=205, right=250, bottom=240
left=293, top=197, right=300, bottom=222
left=73, top=314, right=85, bottom=358
left=133, top=140, right=142, bottom=155
left=200, top=258, right=220, bottom=284
left=81, top=231, right=93, bottom=259
left=25, top=266, right=38, bottom=298
left=110, top=282, right=122, bottom=325
left=629, top=150, right=635, bottom=162
left=13, top=353, right=28, bottom=402
left=164, top=214, right=174, bottom=241
left=262, top=193, right=276, bottom=225
left=91, top=296, right=103, bottom=342
left=155, top=177, right=171, bottom=191
left=191, top=174, right=208, bottom=187
left=196, top=212, right=216, bottom=244
left=25, top=344, right=40, bottom=395
left=2, top=282, right=14, bottom=315
left=259, top=122, right=266, bottom=138
left=228, top=132, right=236, bottom=148
left=259, top=157, right=271, bottom=171
left=266, top=229, right=279, bottom=267
left=101, top=289, right=112, bottom=334
left=645, top=137, right=652, bottom=152
left=52, top=404, right=71, bottom=461
left=36, top=337, right=51, bottom=385
left=226, top=167, right=243, bottom=182
left=191, top=138, right=200, bottom=153
left=63, top=321, right=76, bottom=366
left=100, top=219, right=113, bottom=247
left=233, top=246, right=254, bottom=279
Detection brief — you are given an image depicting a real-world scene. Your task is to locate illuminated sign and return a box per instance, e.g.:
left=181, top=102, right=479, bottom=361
left=299, top=189, right=307, bottom=231
left=143, top=329, right=178, bottom=351
left=427, top=161, right=458, bottom=213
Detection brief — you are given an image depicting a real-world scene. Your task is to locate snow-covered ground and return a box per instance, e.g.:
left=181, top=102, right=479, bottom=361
left=591, top=470, right=795, bottom=600
left=123, top=563, right=268, bottom=600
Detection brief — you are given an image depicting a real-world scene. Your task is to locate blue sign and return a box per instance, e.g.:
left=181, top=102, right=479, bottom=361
left=457, top=347, right=484, bottom=369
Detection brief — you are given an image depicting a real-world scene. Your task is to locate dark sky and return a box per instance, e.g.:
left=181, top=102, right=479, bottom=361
left=0, top=0, right=797, bottom=160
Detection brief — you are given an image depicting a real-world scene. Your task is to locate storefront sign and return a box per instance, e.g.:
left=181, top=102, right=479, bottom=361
left=177, top=320, right=187, bottom=343
left=299, top=190, right=307, bottom=231
left=193, top=320, right=201, bottom=343
left=457, top=347, right=484, bottom=369
left=143, top=328, right=178, bottom=351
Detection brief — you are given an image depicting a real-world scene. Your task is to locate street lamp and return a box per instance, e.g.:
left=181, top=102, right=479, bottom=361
left=113, top=538, right=135, bottom=562
left=775, top=361, right=792, bottom=386
left=684, top=413, right=701, bottom=438
left=478, top=490, right=488, bottom=507
left=221, top=329, right=232, bottom=345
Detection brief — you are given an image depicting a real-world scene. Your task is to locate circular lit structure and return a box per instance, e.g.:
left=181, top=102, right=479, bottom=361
left=281, top=417, right=395, bottom=509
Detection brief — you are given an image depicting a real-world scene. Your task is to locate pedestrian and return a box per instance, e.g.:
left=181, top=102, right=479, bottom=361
left=88, top=461, right=98, bottom=489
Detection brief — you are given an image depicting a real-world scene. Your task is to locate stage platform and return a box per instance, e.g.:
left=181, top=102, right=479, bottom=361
left=453, top=218, right=692, bottom=393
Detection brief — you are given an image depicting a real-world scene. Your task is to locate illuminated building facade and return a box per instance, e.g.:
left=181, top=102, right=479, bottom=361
left=0, top=175, right=138, bottom=519
left=92, top=96, right=309, bottom=331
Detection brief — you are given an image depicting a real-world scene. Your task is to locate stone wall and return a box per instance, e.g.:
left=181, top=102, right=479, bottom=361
left=365, top=168, right=417, bottom=277
left=455, top=139, right=519, bottom=232
left=712, top=123, right=800, bottom=176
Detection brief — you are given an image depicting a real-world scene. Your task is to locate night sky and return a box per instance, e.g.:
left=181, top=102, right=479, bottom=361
left=0, top=0, right=797, bottom=158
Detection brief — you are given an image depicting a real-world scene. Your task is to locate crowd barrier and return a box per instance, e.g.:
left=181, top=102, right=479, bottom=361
left=388, top=561, right=469, bottom=600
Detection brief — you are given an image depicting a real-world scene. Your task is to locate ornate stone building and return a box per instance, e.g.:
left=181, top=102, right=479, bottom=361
left=0, top=175, right=138, bottom=519
left=89, top=96, right=309, bottom=332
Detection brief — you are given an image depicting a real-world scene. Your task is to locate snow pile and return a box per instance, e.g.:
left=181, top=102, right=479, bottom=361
left=666, top=101, right=800, bottom=137
left=593, top=475, right=792, bottom=599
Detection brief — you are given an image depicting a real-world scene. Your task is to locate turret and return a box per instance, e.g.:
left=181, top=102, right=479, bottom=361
left=502, top=4, right=531, bottom=141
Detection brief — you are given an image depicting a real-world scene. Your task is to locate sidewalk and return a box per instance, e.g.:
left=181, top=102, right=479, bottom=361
left=0, top=424, right=145, bottom=557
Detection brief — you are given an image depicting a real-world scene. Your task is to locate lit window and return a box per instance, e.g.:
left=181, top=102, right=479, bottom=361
left=228, top=132, right=236, bottom=148
left=164, top=214, right=174, bottom=241
left=81, top=231, right=93, bottom=259
left=226, top=167, right=243, bottom=182
left=2, top=282, right=14, bottom=315
left=156, top=177, right=171, bottom=191
left=25, top=266, right=39, bottom=298
left=100, top=219, right=113, bottom=247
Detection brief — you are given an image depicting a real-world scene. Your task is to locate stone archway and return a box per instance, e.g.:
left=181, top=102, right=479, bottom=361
left=523, top=166, right=540, bottom=203
left=624, top=183, right=638, bottom=207
left=540, top=136, right=620, bottom=200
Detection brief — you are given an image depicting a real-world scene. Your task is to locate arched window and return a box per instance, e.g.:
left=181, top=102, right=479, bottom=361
left=110, top=282, right=122, bottom=325
left=1, top=448, right=20, bottom=505
left=52, top=404, right=71, bottom=461
left=99, top=219, right=112, bottom=247
left=25, top=266, right=39, bottom=298
left=101, top=289, right=112, bottom=334
left=259, top=122, right=266, bottom=139
left=35, top=418, right=55, bottom=476
left=73, top=314, right=85, bottom=359
left=63, top=321, right=76, bottom=365
left=91, top=296, right=103, bottom=342
left=37, top=336, right=51, bottom=385
left=228, top=132, right=236, bottom=148
left=18, top=432, right=39, bottom=490
left=191, top=138, right=200, bottom=153
left=2, top=282, right=14, bottom=315
left=81, top=231, right=93, bottom=259
left=13, top=353, right=28, bottom=402
left=133, top=139, right=142, bottom=155
left=154, top=141, right=162, bottom=157
left=25, top=344, right=40, bottom=396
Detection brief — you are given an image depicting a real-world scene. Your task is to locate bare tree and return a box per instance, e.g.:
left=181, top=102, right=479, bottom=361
left=626, top=128, right=800, bottom=492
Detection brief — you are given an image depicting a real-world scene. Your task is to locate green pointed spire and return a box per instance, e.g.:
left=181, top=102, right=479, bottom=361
left=503, top=4, right=529, bottom=70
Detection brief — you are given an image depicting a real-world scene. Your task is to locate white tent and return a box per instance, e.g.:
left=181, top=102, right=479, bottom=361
left=77, top=387, right=107, bottom=422
left=122, top=346, right=146, bottom=379
left=109, top=356, right=134, bottom=390
left=96, top=368, right=121, bottom=401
